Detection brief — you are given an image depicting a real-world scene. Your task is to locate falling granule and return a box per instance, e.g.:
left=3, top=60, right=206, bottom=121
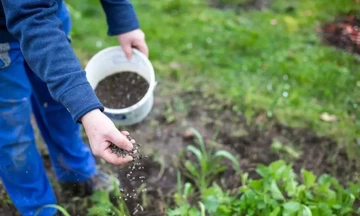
left=110, top=134, right=149, bottom=214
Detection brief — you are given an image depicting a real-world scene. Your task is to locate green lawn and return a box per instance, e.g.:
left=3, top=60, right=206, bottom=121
left=66, top=0, right=360, bottom=156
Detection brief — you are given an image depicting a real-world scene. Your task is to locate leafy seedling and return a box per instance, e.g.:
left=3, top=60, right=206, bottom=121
left=179, top=127, right=241, bottom=195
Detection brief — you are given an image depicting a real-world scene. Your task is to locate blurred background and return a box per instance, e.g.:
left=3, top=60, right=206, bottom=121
left=68, top=0, right=359, bottom=148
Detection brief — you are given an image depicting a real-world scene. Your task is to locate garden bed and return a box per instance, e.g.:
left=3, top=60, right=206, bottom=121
left=0, top=84, right=358, bottom=216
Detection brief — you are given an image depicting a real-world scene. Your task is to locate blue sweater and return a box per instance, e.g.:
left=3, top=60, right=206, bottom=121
left=0, top=0, right=140, bottom=122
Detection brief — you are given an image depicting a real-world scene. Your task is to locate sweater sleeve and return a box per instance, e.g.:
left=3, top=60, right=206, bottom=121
left=2, top=0, right=104, bottom=123
left=100, top=0, right=140, bottom=36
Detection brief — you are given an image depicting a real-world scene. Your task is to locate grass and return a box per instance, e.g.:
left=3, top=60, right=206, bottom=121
left=66, top=0, right=360, bottom=158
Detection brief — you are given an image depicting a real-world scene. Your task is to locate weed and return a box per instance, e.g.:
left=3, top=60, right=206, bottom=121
left=178, top=127, right=241, bottom=194
left=167, top=172, right=203, bottom=216
left=87, top=179, right=130, bottom=216
left=270, top=139, right=302, bottom=159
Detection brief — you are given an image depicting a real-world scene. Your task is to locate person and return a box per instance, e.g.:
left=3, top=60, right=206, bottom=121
left=0, top=0, right=149, bottom=215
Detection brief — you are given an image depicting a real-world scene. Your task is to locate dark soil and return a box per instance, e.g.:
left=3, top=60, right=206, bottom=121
left=321, top=14, right=360, bottom=55
left=0, top=83, right=358, bottom=216
left=95, top=71, right=149, bottom=109
left=209, top=0, right=272, bottom=11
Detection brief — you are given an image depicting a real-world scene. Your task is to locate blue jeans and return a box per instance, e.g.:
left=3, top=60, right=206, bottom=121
left=0, top=3, right=97, bottom=216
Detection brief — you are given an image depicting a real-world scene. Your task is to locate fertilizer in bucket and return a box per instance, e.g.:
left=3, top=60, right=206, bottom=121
left=85, top=46, right=156, bottom=126
left=94, top=71, right=149, bottom=109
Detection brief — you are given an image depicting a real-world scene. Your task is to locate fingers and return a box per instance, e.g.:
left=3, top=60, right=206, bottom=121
left=135, top=41, right=149, bottom=58
left=108, top=130, right=133, bottom=151
left=121, top=131, right=129, bottom=136
left=117, top=29, right=148, bottom=60
left=121, top=131, right=136, bottom=144
left=122, top=43, right=133, bottom=60
left=100, top=148, right=133, bottom=165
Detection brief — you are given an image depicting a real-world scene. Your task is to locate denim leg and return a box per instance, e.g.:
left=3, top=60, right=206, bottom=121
left=23, top=1, right=97, bottom=182
left=26, top=64, right=98, bottom=182
left=0, top=42, right=57, bottom=216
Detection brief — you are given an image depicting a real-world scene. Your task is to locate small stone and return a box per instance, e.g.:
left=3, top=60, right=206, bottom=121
left=183, top=129, right=195, bottom=140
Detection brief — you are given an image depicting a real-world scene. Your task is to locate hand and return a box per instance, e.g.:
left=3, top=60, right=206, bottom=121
left=81, top=109, right=135, bottom=165
left=117, top=29, right=148, bottom=60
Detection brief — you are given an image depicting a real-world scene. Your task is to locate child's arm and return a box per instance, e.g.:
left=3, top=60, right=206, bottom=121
left=2, top=0, right=104, bottom=123
left=100, top=0, right=140, bottom=36
left=100, top=0, right=148, bottom=59
left=2, top=0, right=135, bottom=165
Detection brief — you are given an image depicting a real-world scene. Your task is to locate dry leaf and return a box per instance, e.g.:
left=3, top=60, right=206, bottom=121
left=320, top=112, right=338, bottom=122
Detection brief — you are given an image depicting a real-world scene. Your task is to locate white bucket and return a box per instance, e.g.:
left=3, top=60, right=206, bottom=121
left=84, top=46, right=156, bottom=126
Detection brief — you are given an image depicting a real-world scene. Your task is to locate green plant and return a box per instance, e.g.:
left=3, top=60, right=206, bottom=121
left=271, top=139, right=302, bottom=159
left=169, top=160, right=360, bottom=216
left=87, top=178, right=130, bottom=216
left=35, top=204, right=71, bottom=216
left=234, top=160, right=360, bottom=215
left=167, top=172, right=205, bottom=216
left=179, top=127, right=241, bottom=194
left=173, top=171, right=195, bottom=206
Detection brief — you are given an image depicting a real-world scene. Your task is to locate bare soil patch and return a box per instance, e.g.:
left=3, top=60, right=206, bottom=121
left=321, top=14, right=360, bottom=55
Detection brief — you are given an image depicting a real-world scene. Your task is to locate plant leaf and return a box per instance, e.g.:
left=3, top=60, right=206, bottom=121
left=199, top=201, right=206, bottom=216
left=271, top=180, right=285, bottom=200
left=35, top=204, right=71, bottom=216
left=302, top=205, right=312, bottom=216
left=283, top=201, right=301, bottom=213
left=189, top=127, right=207, bottom=156
left=184, top=182, right=193, bottom=196
left=184, top=160, right=200, bottom=178
left=249, top=179, right=263, bottom=191
left=214, top=150, right=241, bottom=172
left=270, top=206, right=281, bottom=216
left=186, top=145, right=203, bottom=163
left=256, top=164, right=269, bottom=177
left=302, top=169, right=316, bottom=188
